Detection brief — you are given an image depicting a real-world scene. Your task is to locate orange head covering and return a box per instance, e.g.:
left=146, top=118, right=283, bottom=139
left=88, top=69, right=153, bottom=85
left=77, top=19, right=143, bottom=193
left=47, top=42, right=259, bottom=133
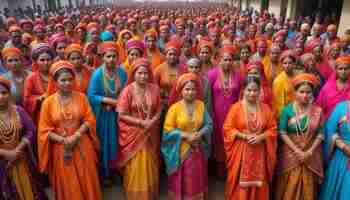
left=127, top=58, right=152, bottom=85
left=1, top=47, right=22, bottom=60
left=65, top=43, right=83, bottom=59
left=100, top=41, right=119, bottom=55
left=47, top=60, right=76, bottom=95
left=247, top=60, right=264, bottom=71
left=0, top=76, right=11, bottom=91
left=168, top=73, right=203, bottom=106
left=336, top=56, right=350, bottom=64
left=197, top=39, right=213, bottom=54
left=86, top=22, right=101, bottom=31
left=292, top=73, right=320, bottom=88
left=9, top=25, right=22, bottom=33
left=175, top=18, right=185, bottom=27
left=220, top=44, right=237, bottom=57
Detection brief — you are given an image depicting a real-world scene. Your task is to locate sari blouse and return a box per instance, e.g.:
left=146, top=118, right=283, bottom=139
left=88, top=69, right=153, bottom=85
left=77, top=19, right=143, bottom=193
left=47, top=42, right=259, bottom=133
left=161, top=100, right=212, bottom=175
left=277, top=103, right=324, bottom=180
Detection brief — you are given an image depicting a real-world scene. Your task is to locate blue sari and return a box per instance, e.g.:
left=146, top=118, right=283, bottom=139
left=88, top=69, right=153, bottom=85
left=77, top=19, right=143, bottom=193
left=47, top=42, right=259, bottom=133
left=320, top=101, right=350, bottom=200
left=87, top=65, right=127, bottom=176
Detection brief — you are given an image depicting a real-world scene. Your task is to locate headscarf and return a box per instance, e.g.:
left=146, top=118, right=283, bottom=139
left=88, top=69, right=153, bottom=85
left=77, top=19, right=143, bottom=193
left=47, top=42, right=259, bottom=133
left=100, top=31, right=114, bottom=42
left=49, top=33, right=68, bottom=49
left=280, top=50, right=297, bottom=63
left=0, top=76, right=11, bottom=92
left=33, top=24, right=45, bottom=33
left=1, top=47, right=22, bottom=60
left=100, top=41, right=119, bottom=55
left=168, top=73, right=203, bottom=106
left=336, top=55, right=350, bottom=65
left=292, top=73, right=320, bottom=88
left=305, top=39, right=322, bottom=53
left=47, top=60, right=76, bottom=95
left=247, top=60, right=264, bottom=72
left=165, top=40, right=181, bottom=55
left=186, top=57, right=200, bottom=67
left=197, top=39, right=213, bottom=54
left=9, top=26, right=22, bottom=33
left=31, top=43, right=55, bottom=61
left=126, top=38, right=144, bottom=53
left=19, top=19, right=33, bottom=28
left=126, top=58, right=153, bottom=85
left=65, top=43, right=83, bottom=59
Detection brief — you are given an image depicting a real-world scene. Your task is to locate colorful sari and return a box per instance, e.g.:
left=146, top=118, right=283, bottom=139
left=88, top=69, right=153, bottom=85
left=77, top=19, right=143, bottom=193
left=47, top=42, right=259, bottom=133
left=274, top=103, right=324, bottom=200
left=38, top=92, right=101, bottom=200
left=207, top=67, right=241, bottom=166
left=319, top=101, right=350, bottom=200
left=0, top=106, right=47, bottom=200
left=316, top=74, right=350, bottom=119
left=87, top=65, right=127, bottom=176
left=272, top=71, right=294, bottom=116
left=262, top=55, right=283, bottom=85
left=145, top=49, right=165, bottom=71
left=117, top=83, right=161, bottom=200
left=162, top=100, right=212, bottom=200
left=223, top=101, right=277, bottom=200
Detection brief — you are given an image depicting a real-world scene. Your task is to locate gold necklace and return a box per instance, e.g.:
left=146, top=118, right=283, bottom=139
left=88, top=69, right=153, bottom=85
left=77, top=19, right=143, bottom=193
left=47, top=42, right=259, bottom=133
left=0, top=106, right=21, bottom=145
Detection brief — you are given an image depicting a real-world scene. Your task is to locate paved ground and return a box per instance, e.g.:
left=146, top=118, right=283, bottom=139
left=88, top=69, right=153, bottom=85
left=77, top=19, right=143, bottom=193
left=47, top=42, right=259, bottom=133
left=46, top=175, right=225, bottom=199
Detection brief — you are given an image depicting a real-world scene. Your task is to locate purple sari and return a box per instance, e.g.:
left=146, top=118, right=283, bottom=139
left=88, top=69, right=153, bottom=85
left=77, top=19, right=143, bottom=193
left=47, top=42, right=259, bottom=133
left=0, top=106, right=47, bottom=200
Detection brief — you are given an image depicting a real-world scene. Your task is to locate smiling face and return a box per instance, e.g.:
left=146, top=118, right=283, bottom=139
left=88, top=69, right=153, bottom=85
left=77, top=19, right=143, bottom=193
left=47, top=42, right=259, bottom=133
left=243, top=81, right=260, bottom=103
left=68, top=51, right=83, bottom=68
left=295, top=83, right=313, bottom=105
left=182, top=81, right=197, bottom=102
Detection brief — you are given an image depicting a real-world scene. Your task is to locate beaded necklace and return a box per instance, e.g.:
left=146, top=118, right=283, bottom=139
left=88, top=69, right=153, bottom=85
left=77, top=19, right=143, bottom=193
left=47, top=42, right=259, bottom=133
left=102, top=65, right=121, bottom=97
left=0, top=106, right=21, bottom=145
left=293, top=102, right=311, bottom=136
left=243, top=100, right=262, bottom=134
left=219, top=67, right=233, bottom=98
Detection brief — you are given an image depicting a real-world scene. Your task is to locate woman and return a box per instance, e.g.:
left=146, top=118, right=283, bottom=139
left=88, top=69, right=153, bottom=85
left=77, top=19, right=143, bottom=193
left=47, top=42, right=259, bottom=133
left=274, top=73, right=324, bottom=200
left=162, top=73, right=212, bottom=200
left=245, top=61, right=273, bottom=107
left=316, top=56, right=350, bottom=119
left=272, top=51, right=298, bottom=116
left=154, top=41, right=186, bottom=107
left=38, top=60, right=101, bottom=200
left=49, top=33, right=68, bottom=61
left=120, top=38, right=144, bottom=76
left=87, top=41, right=127, bottom=184
left=118, top=58, right=161, bottom=200
left=24, top=43, right=54, bottom=124
left=197, top=39, right=214, bottom=76
left=2, top=47, right=30, bottom=105
left=239, top=45, right=251, bottom=79
left=208, top=45, right=241, bottom=178
left=223, top=76, right=277, bottom=200
left=300, top=53, right=325, bottom=97
left=319, top=90, right=350, bottom=200
left=117, top=29, right=133, bottom=63
left=186, top=58, right=211, bottom=111
left=144, top=29, right=165, bottom=70
left=0, top=77, right=47, bottom=200
left=262, top=45, right=283, bottom=85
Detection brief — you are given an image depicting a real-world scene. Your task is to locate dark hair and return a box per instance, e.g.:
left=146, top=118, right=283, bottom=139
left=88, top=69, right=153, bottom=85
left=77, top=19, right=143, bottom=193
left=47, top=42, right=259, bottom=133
left=242, top=75, right=261, bottom=89
left=53, top=68, right=75, bottom=81
left=127, top=48, right=144, bottom=56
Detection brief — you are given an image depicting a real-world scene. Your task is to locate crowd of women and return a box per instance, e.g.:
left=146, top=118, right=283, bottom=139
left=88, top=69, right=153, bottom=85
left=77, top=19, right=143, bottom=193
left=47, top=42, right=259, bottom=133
left=1, top=3, right=350, bottom=200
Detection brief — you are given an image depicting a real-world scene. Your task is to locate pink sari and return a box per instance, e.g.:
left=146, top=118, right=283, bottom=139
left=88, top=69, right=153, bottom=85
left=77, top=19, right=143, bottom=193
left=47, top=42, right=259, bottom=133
left=316, top=73, right=350, bottom=119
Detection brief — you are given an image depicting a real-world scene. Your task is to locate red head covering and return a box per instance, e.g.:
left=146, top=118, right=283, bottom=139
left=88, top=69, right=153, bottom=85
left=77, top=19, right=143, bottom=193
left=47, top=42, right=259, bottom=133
left=336, top=56, right=350, bottom=64
left=220, top=44, right=237, bottom=57
left=165, top=41, right=181, bottom=55
left=33, top=24, right=45, bottom=33
left=49, top=33, right=68, bottom=49
left=100, top=41, right=119, bottom=55
left=304, top=39, right=322, bottom=53
left=127, top=58, right=153, bottom=85
left=126, top=38, right=144, bottom=53
left=168, top=73, right=203, bottom=106
left=280, top=50, right=297, bottom=63
left=19, top=19, right=33, bottom=28
left=9, top=25, right=22, bottom=33
left=86, top=22, right=101, bottom=31
left=197, top=39, right=213, bottom=54
left=247, top=60, right=264, bottom=71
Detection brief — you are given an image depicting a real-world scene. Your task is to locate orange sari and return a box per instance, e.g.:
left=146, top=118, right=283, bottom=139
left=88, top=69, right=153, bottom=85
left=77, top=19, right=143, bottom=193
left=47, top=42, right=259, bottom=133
left=145, top=49, right=165, bottom=71
left=223, top=101, right=277, bottom=200
left=38, top=92, right=101, bottom=200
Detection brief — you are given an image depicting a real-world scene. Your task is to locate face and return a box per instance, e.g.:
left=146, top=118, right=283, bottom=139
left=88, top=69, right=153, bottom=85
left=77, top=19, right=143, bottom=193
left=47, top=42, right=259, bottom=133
left=243, top=82, right=260, bottom=103
left=37, top=52, right=53, bottom=73
left=90, top=29, right=100, bottom=42
left=128, top=49, right=142, bottom=64
left=181, top=81, right=196, bottom=102
left=0, top=85, right=10, bottom=107
left=247, top=67, right=260, bottom=78
left=23, top=24, right=33, bottom=33
left=103, top=50, right=118, bottom=68
left=182, top=41, right=192, bottom=56
left=145, top=36, right=156, bottom=49
left=134, top=66, right=149, bottom=85
left=220, top=53, right=233, bottom=71
left=122, top=33, right=131, bottom=44
left=270, top=48, right=281, bottom=62
left=330, top=47, right=340, bottom=58
left=160, top=29, right=170, bottom=40
left=295, top=83, right=313, bottom=104
left=56, top=71, right=75, bottom=93
left=35, top=30, right=45, bottom=39
left=11, top=31, right=22, bottom=44
left=282, top=57, right=295, bottom=75
left=68, top=52, right=83, bottom=68
left=257, top=42, right=267, bottom=55
left=56, top=42, right=67, bottom=58
left=188, top=63, right=201, bottom=75
left=336, top=63, right=350, bottom=81
left=199, top=47, right=211, bottom=62
left=5, top=54, right=21, bottom=72
left=240, top=48, right=250, bottom=61
left=176, top=26, right=184, bottom=35
left=209, top=32, right=219, bottom=44
left=312, top=46, right=322, bottom=59
left=77, top=29, right=85, bottom=39
left=166, top=49, right=178, bottom=65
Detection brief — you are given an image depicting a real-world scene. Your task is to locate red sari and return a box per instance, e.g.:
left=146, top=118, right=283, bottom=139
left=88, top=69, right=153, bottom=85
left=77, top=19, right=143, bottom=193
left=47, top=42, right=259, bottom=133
left=223, top=101, right=277, bottom=200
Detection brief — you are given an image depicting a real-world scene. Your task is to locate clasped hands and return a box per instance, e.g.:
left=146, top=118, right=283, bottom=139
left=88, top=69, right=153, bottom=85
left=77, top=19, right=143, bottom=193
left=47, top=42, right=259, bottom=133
left=181, top=131, right=202, bottom=146
left=237, top=132, right=265, bottom=144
